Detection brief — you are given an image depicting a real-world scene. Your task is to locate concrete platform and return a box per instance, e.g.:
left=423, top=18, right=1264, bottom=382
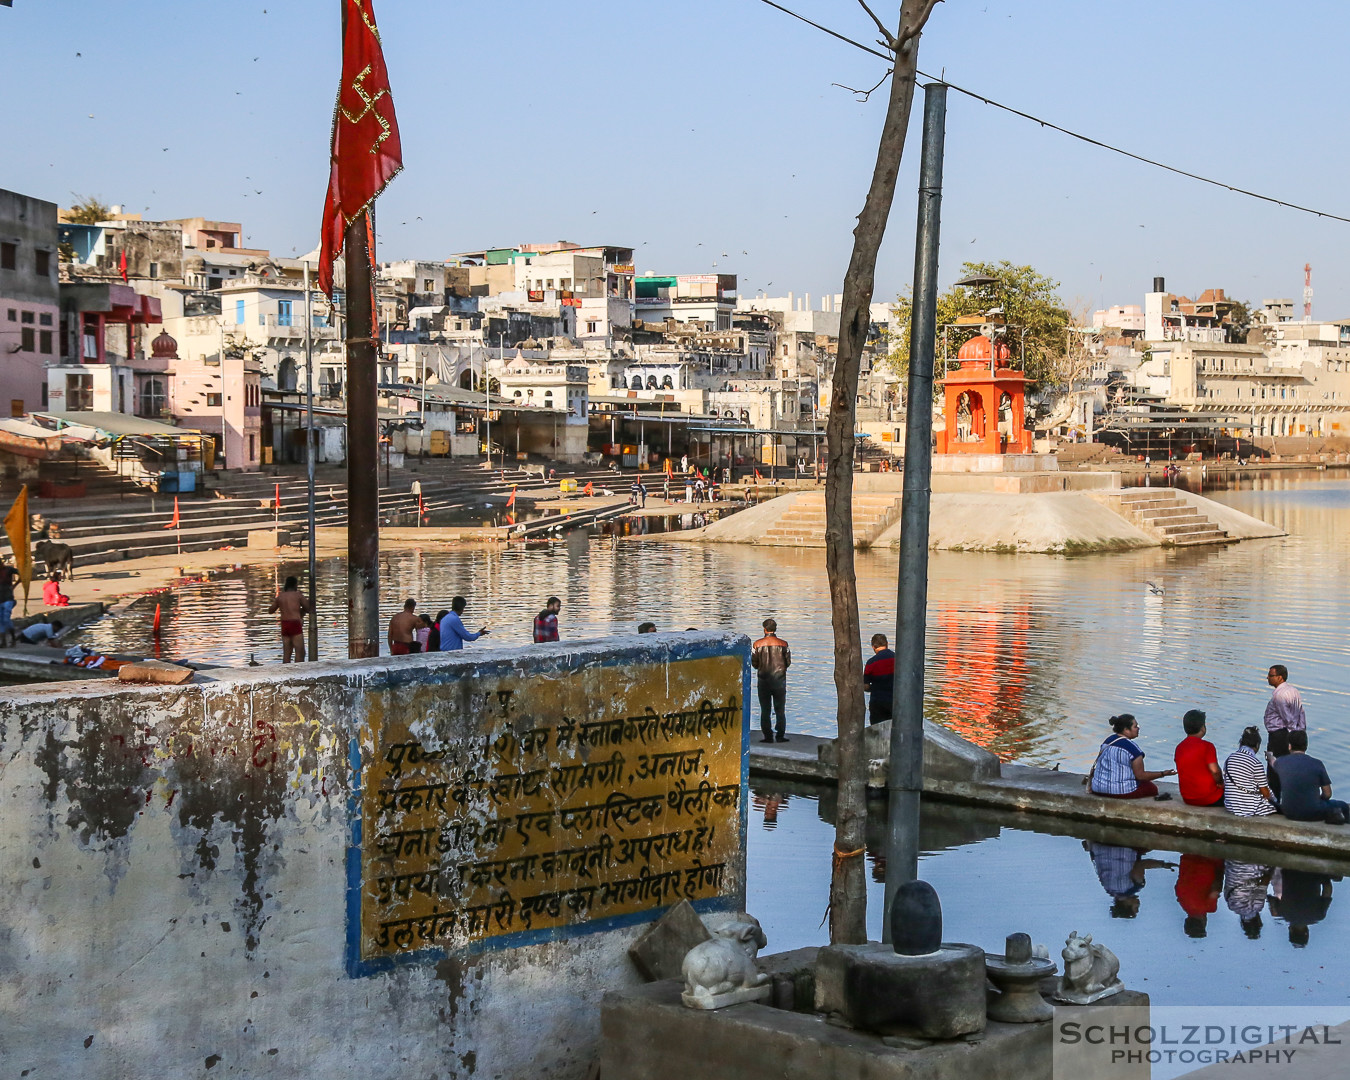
left=750, top=735, right=1350, bottom=864
left=601, top=968, right=1149, bottom=1080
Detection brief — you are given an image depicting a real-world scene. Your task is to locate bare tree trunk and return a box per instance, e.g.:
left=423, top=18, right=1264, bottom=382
left=826, top=0, right=941, bottom=946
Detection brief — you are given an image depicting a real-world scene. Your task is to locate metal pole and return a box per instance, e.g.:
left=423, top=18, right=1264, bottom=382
left=345, top=212, right=380, bottom=658
left=886, top=83, right=947, bottom=921
left=304, top=262, right=318, bottom=661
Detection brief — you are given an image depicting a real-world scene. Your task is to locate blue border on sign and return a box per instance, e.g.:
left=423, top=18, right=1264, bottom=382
left=344, top=634, right=752, bottom=979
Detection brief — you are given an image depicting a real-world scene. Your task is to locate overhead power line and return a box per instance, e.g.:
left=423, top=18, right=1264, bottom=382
left=757, top=0, right=1350, bottom=226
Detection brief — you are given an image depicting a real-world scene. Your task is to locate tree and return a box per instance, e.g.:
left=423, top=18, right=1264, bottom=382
left=65, top=195, right=112, bottom=224
left=824, top=0, right=941, bottom=947
left=887, top=261, right=1070, bottom=387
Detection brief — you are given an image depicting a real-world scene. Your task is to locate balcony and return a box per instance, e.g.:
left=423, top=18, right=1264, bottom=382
left=261, top=315, right=338, bottom=342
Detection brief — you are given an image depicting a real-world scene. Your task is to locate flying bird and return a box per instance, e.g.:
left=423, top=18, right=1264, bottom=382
left=1146, top=581, right=1165, bottom=596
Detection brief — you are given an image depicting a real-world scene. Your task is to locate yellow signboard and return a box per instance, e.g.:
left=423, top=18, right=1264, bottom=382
left=351, top=646, right=747, bottom=972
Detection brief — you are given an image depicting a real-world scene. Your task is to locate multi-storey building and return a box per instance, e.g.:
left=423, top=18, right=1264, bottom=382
left=0, top=189, right=60, bottom=414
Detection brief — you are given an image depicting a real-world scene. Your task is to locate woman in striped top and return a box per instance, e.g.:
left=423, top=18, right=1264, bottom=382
left=1089, top=714, right=1177, bottom=799
left=1223, top=726, right=1278, bottom=817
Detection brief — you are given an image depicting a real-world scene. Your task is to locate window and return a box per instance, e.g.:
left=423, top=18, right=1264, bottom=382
left=6, top=309, right=13, bottom=321
left=277, top=299, right=293, bottom=326
left=39, top=313, right=51, bottom=326
left=236, top=299, right=245, bottom=324
left=139, top=377, right=167, bottom=418
left=206, top=392, right=222, bottom=407
left=35, top=250, right=50, bottom=277
left=21, top=311, right=33, bottom=324
left=21, top=327, right=34, bottom=352
left=39, top=330, right=52, bottom=355
left=248, top=434, right=256, bottom=461
left=66, top=373, right=93, bottom=411
left=0, top=242, right=15, bottom=270
left=148, top=261, right=158, bottom=279
left=422, top=279, right=434, bottom=291
left=586, top=321, right=598, bottom=334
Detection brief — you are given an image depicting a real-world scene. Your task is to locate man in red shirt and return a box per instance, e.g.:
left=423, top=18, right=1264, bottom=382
left=1174, top=852, right=1225, bottom=938
left=1174, top=709, right=1224, bottom=807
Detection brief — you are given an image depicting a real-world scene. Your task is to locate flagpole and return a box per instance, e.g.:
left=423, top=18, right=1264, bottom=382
left=304, top=260, right=318, bottom=662
left=345, top=211, right=380, bottom=658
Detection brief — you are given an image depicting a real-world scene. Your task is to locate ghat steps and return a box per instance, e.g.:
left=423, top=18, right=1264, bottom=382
left=1110, top=488, right=1231, bottom=547
left=759, top=492, right=901, bottom=549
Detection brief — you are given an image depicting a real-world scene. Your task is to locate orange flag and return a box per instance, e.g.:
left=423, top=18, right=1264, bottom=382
left=506, top=486, right=517, bottom=508
left=163, top=496, right=180, bottom=530
left=754, top=469, right=762, bottom=481
left=318, top=0, right=403, bottom=297
left=583, top=481, right=593, bottom=496
left=4, top=485, right=31, bottom=612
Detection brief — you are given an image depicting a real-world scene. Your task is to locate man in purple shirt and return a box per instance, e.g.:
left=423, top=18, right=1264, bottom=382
left=1264, top=664, right=1306, bottom=759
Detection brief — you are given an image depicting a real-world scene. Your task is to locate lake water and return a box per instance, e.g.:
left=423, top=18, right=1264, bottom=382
left=77, top=467, right=1350, bottom=777
left=746, top=787, right=1350, bottom=1019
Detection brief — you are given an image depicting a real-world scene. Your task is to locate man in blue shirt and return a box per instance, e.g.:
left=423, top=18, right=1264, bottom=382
left=1273, top=730, right=1348, bottom=824
left=438, top=596, right=489, bottom=652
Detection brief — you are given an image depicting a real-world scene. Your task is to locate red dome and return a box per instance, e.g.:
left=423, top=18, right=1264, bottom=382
left=150, top=330, right=179, bottom=359
left=956, top=334, right=1012, bottom=362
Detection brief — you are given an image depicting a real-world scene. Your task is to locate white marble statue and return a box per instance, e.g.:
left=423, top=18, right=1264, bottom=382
left=681, top=914, right=770, bottom=1010
left=1054, top=931, right=1123, bottom=1004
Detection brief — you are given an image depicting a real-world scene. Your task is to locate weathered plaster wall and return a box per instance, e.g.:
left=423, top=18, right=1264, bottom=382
left=0, top=632, right=749, bottom=1078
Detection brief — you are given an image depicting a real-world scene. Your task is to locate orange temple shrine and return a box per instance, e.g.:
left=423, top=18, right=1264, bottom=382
left=935, top=334, right=1033, bottom=455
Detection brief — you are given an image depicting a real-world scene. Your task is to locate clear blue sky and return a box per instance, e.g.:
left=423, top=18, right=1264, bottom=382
left=4, top=1, right=1349, bottom=317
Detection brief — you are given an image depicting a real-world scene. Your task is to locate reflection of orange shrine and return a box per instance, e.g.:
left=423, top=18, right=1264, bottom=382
left=936, top=335, right=1033, bottom=454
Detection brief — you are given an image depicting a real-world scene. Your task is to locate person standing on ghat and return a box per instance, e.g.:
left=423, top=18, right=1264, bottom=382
left=533, top=596, right=562, bottom=643
left=267, top=576, right=311, bottom=663
left=387, top=598, right=422, bottom=655
left=1263, top=663, right=1305, bottom=766
left=752, top=618, right=791, bottom=744
left=863, top=633, right=895, bottom=726
left=439, top=596, right=488, bottom=652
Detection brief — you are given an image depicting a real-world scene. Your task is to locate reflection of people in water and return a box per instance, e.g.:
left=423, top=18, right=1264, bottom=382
left=1268, top=868, right=1335, bottom=947
left=1085, top=841, right=1177, bottom=918
left=1224, top=861, right=1274, bottom=939
left=751, top=790, right=788, bottom=829
left=1174, top=853, right=1225, bottom=938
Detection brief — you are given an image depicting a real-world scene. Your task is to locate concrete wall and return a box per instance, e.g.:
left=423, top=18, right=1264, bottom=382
left=0, top=633, right=749, bottom=1078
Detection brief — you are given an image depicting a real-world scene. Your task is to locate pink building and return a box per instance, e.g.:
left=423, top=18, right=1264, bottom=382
left=0, top=189, right=60, bottom=415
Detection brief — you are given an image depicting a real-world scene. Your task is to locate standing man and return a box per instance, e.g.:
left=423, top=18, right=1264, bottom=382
left=863, top=633, right=895, bottom=726
left=267, top=576, right=311, bottom=663
left=0, top=559, right=19, bottom=647
left=439, top=596, right=489, bottom=652
left=752, top=618, right=791, bottom=744
left=1264, top=664, right=1306, bottom=763
left=533, top=596, right=561, bottom=643
left=388, top=598, right=421, bottom=655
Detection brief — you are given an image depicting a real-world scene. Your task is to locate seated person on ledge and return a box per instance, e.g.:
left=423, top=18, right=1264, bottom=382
left=1273, top=730, right=1349, bottom=825
left=1222, top=726, right=1278, bottom=817
left=1089, top=713, right=1175, bottom=799
left=1175, top=708, right=1224, bottom=807
left=42, top=573, right=70, bottom=608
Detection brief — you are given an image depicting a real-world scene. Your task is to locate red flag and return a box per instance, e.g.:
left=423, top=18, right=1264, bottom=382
left=754, top=469, right=762, bottom=481
left=274, top=483, right=280, bottom=509
left=583, top=481, right=593, bottom=496
left=506, top=486, right=517, bottom=508
left=119, top=248, right=128, bottom=283
left=163, top=496, right=179, bottom=529
left=318, top=0, right=403, bottom=297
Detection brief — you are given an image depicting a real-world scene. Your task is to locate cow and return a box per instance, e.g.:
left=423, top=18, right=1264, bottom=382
left=33, top=539, right=74, bottom=580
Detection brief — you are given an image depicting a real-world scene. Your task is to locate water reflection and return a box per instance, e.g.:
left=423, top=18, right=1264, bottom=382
left=70, top=469, right=1350, bottom=779
left=746, top=789, right=1350, bottom=1006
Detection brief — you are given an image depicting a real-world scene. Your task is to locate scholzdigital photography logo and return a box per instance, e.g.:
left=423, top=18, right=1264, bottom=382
left=1053, top=1005, right=1350, bottom=1079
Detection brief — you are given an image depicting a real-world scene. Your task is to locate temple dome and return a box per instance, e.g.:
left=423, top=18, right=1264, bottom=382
left=150, top=330, right=179, bottom=359
left=956, top=334, right=1012, bottom=362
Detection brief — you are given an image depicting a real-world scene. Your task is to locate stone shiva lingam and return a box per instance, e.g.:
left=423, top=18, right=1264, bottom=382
left=984, top=932, right=1057, bottom=1023
left=1053, top=931, right=1123, bottom=1005
left=680, top=914, right=771, bottom=1010
left=815, top=880, right=986, bottom=1039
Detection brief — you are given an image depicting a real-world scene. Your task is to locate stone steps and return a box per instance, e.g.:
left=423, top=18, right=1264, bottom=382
left=759, top=493, right=902, bottom=548
left=1107, top=490, right=1232, bottom=547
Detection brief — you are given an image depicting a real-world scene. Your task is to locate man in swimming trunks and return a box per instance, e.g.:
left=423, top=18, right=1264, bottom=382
left=267, top=576, right=310, bottom=663
left=388, top=597, right=421, bottom=656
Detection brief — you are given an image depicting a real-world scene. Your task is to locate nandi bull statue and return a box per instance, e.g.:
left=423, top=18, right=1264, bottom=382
left=680, top=913, right=770, bottom=1010
left=1054, top=931, right=1123, bottom=1004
